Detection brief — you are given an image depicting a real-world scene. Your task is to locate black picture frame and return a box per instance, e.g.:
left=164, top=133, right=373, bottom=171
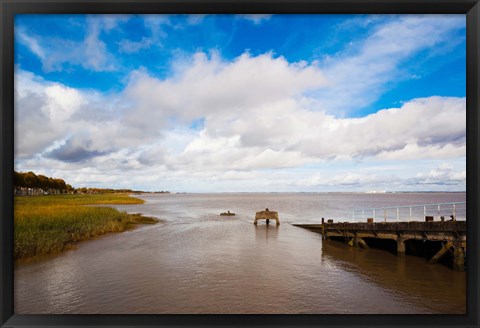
left=1, top=0, right=479, bottom=327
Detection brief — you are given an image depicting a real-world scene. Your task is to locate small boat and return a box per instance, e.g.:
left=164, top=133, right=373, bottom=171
left=220, top=211, right=235, bottom=216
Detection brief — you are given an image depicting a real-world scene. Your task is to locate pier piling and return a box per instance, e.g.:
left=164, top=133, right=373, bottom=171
left=428, top=241, right=453, bottom=264
left=396, top=239, right=406, bottom=257
left=294, top=220, right=466, bottom=271
left=321, top=218, right=325, bottom=240
left=453, top=241, right=465, bottom=271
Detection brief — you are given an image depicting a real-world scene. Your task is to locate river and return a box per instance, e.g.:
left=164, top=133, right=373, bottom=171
left=15, top=192, right=466, bottom=314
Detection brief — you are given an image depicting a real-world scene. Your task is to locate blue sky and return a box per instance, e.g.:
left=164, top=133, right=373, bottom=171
left=14, top=14, right=466, bottom=192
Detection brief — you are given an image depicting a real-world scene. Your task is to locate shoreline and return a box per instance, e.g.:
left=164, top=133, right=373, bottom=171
left=14, top=193, right=160, bottom=263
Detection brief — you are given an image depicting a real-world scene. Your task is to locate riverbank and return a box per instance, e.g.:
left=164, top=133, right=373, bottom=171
left=14, top=193, right=159, bottom=262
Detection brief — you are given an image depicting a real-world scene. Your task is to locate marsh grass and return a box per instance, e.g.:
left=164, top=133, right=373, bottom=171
left=14, top=194, right=159, bottom=262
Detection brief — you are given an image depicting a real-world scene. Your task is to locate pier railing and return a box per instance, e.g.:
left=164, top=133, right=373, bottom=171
left=352, top=202, right=466, bottom=223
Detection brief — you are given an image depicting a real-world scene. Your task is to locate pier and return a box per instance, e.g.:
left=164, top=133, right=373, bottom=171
left=294, top=202, right=467, bottom=271
left=254, top=208, right=280, bottom=225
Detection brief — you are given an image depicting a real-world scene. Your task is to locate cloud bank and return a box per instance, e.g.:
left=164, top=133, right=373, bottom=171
left=14, top=53, right=465, bottom=191
left=13, top=14, right=466, bottom=191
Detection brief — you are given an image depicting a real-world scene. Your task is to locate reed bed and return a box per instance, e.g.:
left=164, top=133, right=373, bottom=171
left=14, top=194, right=158, bottom=262
left=15, top=193, right=145, bottom=206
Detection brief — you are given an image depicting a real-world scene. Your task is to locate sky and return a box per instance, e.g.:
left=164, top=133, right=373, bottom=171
left=14, top=14, right=466, bottom=192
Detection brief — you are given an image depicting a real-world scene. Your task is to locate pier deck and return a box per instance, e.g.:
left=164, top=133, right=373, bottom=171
left=293, top=220, right=466, bottom=271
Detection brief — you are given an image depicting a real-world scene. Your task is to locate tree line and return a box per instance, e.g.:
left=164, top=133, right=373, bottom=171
left=14, top=171, right=147, bottom=194
left=14, top=171, right=72, bottom=193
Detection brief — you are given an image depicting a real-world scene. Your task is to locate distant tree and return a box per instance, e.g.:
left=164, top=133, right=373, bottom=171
left=14, top=170, right=156, bottom=195
left=66, top=184, right=74, bottom=193
left=14, top=171, right=25, bottom=187
left=23, top=172, right=39, bottom=188
left=37, top=175, right=49, bottom=190
left=14, top=171, right=75, bottom=193
left=54, top=178, right=67, bottom=191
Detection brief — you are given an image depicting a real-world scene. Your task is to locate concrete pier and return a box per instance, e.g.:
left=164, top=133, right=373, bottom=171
left=294, top=220, right=466, bottom=271
left=254, top=209, right=280, bottom=225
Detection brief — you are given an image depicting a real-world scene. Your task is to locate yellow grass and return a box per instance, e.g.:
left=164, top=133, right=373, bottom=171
left=14, top=194, right=158, bottom=262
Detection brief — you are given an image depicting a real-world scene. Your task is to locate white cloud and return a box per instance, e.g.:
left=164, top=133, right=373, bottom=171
left=414, top=162, right=466, bottom=185
left=143, top=14, right=170, bottom=34
left=116, top=14, right=271, bottom=57
left=160, top=92, right=464, bottom=172
left=14, top=71, right=82, bottom=158
left=295, top=172, right=384, bottom=188
left=82, top=18, right=115, bottom=71
left=238, top=14, right=273, bottom=24
left=118, top=15, right=171, bottom=54
left=15, top=60, right=466, bottom=191
left=16, top=15, right=123, bottom=72
left=119, top=37, right=153, bottom=54
left=16, top=28, right=46, bottom=60
left=93, top=14, right=131, bottom=31
left=14, top=15, right=467, bottom=191
left=291, top=160, right=465, bottom=191
left=122, top=51, right=327, bottom=133
left=315, top=15, right=465, bottom=114
left=44, top=84, right=86, bottom=121
left=14, top=69, right=152, bottom=161
left=187, top=14, right=207, bottom=25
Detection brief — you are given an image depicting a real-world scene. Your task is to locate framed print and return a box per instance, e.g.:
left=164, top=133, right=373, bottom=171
left=1, top=0, right=479, bottom=327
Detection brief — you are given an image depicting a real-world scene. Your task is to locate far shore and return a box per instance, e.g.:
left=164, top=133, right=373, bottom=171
left=14, top=193, right=159, bottom=263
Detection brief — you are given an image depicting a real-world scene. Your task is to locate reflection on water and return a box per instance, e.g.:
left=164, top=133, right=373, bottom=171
left=254, top=224, right=279, bottom=241
left=15, top=193, right=466, bottom=314
left=321, top=240, right=465, bottom=313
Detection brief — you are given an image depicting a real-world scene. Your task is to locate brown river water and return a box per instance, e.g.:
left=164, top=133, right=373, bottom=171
left=15, top=192, right=466, bottom=314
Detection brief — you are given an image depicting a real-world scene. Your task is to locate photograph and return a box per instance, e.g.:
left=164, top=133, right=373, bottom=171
left=11, top=12, right=468, bottom=315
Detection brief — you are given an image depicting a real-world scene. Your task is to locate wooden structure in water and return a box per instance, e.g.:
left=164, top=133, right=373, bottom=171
left=294, top=218, right=466, bottom=271
left=220, top=211, right=235, bottom=216
left=254, top=208, right=280, bottom=225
